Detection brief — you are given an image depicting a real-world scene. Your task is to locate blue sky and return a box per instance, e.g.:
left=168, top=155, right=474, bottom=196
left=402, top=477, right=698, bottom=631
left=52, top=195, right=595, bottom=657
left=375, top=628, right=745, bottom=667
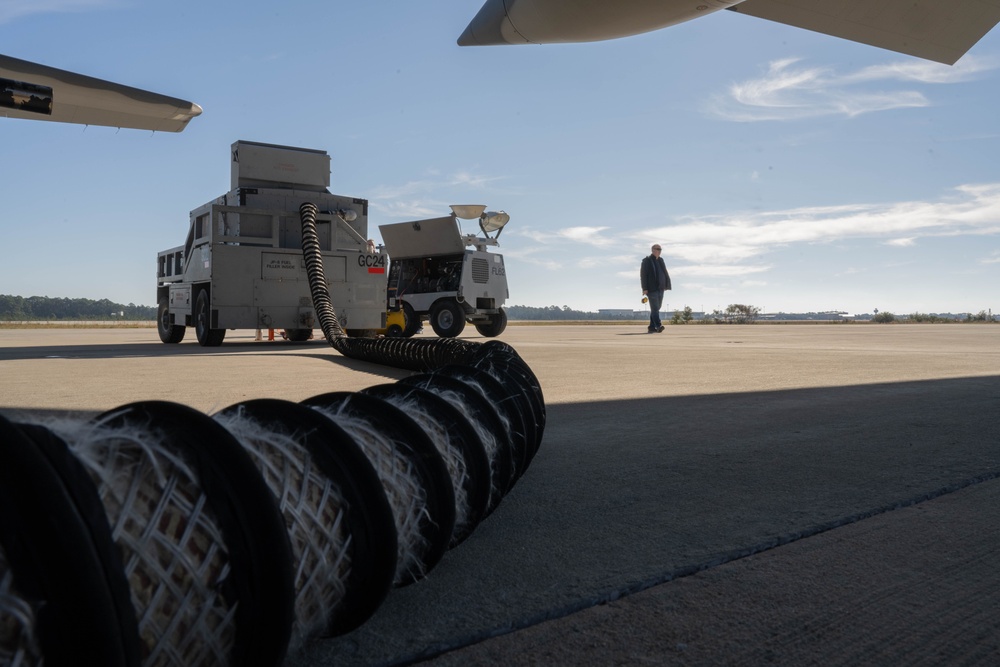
left=2, top=1, right=999, bottom=316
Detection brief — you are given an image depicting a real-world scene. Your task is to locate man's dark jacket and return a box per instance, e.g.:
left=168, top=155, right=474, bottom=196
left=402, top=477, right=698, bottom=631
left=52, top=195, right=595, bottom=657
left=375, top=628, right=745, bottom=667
left=641, top=254, right=672, bottom=292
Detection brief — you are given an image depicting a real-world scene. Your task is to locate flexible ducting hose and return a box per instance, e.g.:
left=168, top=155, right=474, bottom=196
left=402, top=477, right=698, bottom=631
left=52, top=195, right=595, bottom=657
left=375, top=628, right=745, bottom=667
left=0, top=204, right=547, bottom=667
left=298, top=199, right=544, bottom=460
left=299, top=201, right=348, bottom=345
left=301, top=202, right=497, bottom=371
left=0, top=361, right=543, bottom=665
left=299, top=200, right=544, bottom=447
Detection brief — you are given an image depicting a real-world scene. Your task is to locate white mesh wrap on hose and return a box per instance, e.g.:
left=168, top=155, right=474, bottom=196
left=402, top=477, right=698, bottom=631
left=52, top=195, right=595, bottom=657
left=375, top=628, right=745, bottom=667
left=310, top=406, right=430, bottom=585
left=212, top=411, right=351, bottom=648
left=376, top=394, right=472, bottom=542
left=425, top=387, right=503, bottom=504
left=45, top=415, right=237, bottom=667
left=0, top=546, right=40, bottom=667
left=453, top=375, right=518, bottom=480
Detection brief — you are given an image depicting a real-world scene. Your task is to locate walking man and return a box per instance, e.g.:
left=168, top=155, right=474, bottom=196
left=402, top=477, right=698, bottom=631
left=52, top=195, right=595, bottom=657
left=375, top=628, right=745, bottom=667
left=640, top=243, right=671, bottom=333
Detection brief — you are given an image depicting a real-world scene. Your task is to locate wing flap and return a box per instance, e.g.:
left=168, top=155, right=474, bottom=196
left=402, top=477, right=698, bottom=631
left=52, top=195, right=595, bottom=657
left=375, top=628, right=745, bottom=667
left=731, top=0, right=1000, bottom=65
left=1, top=54, right=201, bottom=132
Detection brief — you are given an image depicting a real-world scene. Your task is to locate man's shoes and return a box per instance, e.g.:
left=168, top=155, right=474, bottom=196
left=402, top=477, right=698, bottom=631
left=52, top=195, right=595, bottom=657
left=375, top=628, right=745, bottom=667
left=657, top=325, right=665, bottom=333
left=647, top=328, right=656, bottom=333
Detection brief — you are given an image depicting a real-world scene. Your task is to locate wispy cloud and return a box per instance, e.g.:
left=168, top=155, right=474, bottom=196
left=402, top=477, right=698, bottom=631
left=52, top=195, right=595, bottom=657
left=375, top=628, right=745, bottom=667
left=0, top=0, right=121, bottom=24
left=673, top=264, right=772, bottom=277
left=844, top=57, right=997, bottom=85
left=368, top=169, right=508, bottom=220
left=500, top=246, right=563, bottom=271
left=519, top=225, right=616, bottom=248
left=640, top=183, right=1000, bottom=263
left=512, top=183, right=1000, bottom=283
left=371, top=199, right=443, bottom=220
left=579, top=255, right=633, bottom=269
left=709, top=55, right=998, bottom=122
left=369, top=171, right=504, bottom=201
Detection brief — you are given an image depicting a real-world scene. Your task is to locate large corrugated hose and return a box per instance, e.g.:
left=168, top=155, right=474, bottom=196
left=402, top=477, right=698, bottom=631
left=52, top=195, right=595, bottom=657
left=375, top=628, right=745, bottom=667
left=300, top=202, right=519, bottom=371
left=0, top=206, right=545, bottom=666
left=299, top=201, right=348, bottom=345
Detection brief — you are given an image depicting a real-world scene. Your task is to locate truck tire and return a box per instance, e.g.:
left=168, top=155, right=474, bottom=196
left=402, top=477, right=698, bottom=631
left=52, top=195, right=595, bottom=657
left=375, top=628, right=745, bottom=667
left=157, top=299, right=185, bottom=344
left=401, top=302, right=420, bottom=338
left=194, top=289, right=225, bottom=347
left=475, top=308, right=507, bottom=338
left=429, top=300, right=465, bottom=338
left=283, top=328, right=312, bottom=342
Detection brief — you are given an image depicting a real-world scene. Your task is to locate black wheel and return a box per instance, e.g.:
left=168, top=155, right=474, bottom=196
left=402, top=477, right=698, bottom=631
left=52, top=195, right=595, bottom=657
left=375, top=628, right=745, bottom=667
left=157, top=299, right=185, bottom=344
left=283, top=328, right=312, bottom=342
left=401, top=301, right=421, bottom=338
left=385, top=324, right=404, bottom=337
left=429, top=300, right=466, bottom=338
left=475, top=308, right=507, bottom=337
left=194, top=289, right=225, bottom=347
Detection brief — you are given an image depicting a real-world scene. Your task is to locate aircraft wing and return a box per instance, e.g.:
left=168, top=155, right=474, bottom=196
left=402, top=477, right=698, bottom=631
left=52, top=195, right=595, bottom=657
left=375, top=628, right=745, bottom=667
left=1, top=54, right=202, bottom=132
left=459, top=0, right=1000, bottom=65
left=730, top=0, right=1000, bottom=66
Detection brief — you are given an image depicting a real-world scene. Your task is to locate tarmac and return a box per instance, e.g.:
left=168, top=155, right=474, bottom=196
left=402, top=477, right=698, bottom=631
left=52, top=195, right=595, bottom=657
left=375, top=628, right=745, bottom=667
left=1, top=322, right=998, bottom=666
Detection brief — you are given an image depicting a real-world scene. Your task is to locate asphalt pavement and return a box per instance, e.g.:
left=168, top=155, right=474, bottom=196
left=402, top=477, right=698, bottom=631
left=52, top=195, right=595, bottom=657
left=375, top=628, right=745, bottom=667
left=1, top=323, right=998, bottom=665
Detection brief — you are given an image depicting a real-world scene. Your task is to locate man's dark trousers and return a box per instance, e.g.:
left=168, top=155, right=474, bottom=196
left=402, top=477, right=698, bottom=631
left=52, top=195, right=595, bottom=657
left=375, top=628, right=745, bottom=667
left=648, top=290, right=663, bottom=331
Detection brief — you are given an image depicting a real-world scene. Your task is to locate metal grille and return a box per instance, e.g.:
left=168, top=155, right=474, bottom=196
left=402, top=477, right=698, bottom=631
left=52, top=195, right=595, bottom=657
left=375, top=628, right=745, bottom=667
left=471, top=257, right=489, bottom=283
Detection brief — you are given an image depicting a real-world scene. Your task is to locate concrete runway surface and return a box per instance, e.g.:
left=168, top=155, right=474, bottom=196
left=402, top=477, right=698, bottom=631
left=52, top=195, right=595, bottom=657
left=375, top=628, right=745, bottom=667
left=1, top=323, right=998, bottom=665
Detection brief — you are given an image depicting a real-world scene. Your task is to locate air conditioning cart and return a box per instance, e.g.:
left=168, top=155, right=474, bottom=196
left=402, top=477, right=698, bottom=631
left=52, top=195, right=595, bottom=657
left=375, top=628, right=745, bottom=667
left=380, top=205, right=510, bottom=338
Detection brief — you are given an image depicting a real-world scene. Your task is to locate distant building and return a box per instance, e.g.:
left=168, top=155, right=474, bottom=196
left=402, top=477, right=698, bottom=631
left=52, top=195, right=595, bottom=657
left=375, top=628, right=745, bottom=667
left=597, top=309, right=637, bottom=319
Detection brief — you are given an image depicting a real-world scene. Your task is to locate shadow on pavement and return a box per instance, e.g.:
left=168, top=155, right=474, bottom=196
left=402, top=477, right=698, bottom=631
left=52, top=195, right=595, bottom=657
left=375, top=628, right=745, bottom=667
left=289, top=375, right=1000, bottom=666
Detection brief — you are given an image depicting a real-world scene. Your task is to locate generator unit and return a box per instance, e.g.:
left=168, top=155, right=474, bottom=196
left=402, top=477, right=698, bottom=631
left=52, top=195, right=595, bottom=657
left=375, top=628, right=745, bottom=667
left=156, top=141, right=387, bottom=346
left=380, top=205, right=509, bottom=338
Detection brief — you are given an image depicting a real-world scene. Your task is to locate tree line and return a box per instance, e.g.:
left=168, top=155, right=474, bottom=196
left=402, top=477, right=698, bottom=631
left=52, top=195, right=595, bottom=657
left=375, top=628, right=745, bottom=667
left=504, top=304, right=761, bottom=322
left=504, top=305, right=646, bottom=321
left=3, top=295, right=991, bottom=324
left=0, top=295, right=156, bottom=321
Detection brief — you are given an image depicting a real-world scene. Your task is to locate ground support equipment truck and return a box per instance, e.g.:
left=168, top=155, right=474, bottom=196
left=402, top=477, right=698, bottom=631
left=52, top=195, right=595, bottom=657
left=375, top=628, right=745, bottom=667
left=156, top=141, right=387, bottom=346
left=380, top=205, right=509, bottom=339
